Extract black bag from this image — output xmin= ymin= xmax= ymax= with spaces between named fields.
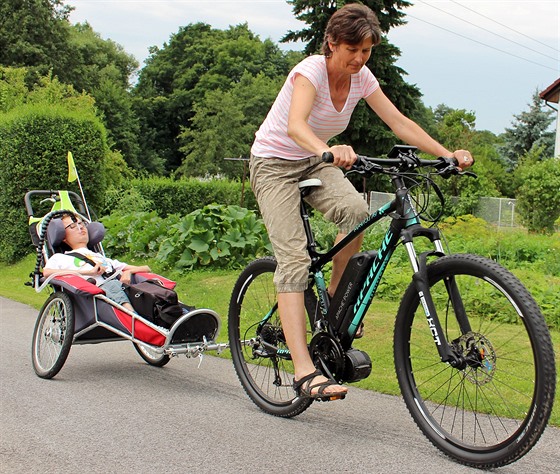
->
xmin=125 ymin=280 xmax=184 ymax=328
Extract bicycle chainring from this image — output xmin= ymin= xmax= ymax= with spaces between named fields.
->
xmin=309 ymin=332 xmax=345 ymax=383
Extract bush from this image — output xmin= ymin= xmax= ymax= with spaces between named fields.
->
xmin=156 ymin=204 xmax=271 ymax=270
xmin=512 ymin=268 xmax=560 ymax=330
xmin=514 ymin=156 xmax=560 ymax=234
xmin=129 ymin=177 xmax=258 ymax=218
xmin=100 ymin=211 xmax=181 ymax=258
xmin=0 ymin=104 xmax=109 ymax=262
xmin=101 ymin=205 xmax=271 ymax=270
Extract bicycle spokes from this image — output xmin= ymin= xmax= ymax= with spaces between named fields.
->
xmin=395 ymin=254 xmax=555 ymax=467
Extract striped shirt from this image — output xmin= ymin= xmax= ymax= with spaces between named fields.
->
xmin=251 ymin=55 xmax=379 ymax=160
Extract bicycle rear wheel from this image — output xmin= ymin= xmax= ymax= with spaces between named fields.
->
xmin=228 ymin=257 xmax=313 ymax=417
xmin=394 ymin=253 xmax=556 ymax=468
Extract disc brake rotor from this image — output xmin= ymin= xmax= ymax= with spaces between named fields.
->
xmin=457 ymin=332 xmax=497 ymax=385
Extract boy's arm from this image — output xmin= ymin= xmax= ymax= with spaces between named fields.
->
xmin=120 ymin=264 xmax=152 ymax=284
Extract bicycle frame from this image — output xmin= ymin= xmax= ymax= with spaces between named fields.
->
xmin=303 ymin=172 xmax=466 ymax=367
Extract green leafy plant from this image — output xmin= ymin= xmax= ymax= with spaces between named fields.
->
xmin=101 ymin=211 xmax=180 ymax=259
xmin=156 ymin=204 xmax=271 ymax=270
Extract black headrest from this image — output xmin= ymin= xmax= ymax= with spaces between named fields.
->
xmin=46 ymin=220 xmax=106 ymax=249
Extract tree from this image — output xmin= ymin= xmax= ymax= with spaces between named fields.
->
xmin=0 ymin=0 xmax=73 ymax=82
xmin=283 ymin=0 xmax=424 ymax=157
xmin=283 ymin=0 xmax=411 ymax=54
xmin=513 ymin=148 xmax=560 ymax=234
xmin=499 ymin=90 xmax=555 ymax=170
xmin=90 ymin=75 xmax=142 ymax=169
xmin=60 ymin=22 xmax=141 ymax=168
xmin=0 ymin=67 xmax=28 ymax=112
xmin=1 ymin=66 xmax=96 ymax=115
xmin=177 ymin=72 xmax=283 ymax=178
xmin=418 ymin=105 xmax=509 ymax=216
xmin=434 ymin=107 xmax=476 ymax=151
xmin=134 ymin=23 xmax=300 ymax=173
xmin=0 ymin=3 xmax=143 ymax=170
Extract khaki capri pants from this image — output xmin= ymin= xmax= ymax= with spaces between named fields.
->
xmin=250 ymin=154 xmax=369 ymax=293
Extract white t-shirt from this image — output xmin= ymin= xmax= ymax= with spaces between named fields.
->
xmin=251 ymin=55 xmax=379 ymax=160
xmin=43 ymin=248 xmax=127 ymax=285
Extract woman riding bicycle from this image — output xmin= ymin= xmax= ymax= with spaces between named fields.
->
xmin=250 ymin=3 xmax=473 ymax=399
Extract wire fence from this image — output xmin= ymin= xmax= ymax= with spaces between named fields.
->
xmin=369 ymin=192 xmax=521 ymax=228
xmin=476 ymin=197 xmax=520 ymax=228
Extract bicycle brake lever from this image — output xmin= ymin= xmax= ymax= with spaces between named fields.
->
xmin=354 ymin=158 xmax=383 ymax=175
xmin=438 ymin=166 xmax=478 ymax=179
xmin=453 ymin=168 xmax=478 ymax=178
xmin=435 ymin=165 xmax=457 ymax=179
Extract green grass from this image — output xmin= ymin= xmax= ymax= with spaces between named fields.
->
xmin=2 ymin=254 xmax=558 ymax=426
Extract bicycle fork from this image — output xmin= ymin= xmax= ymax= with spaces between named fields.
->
xmin=403 ymin=239 xmax=471 ymax=368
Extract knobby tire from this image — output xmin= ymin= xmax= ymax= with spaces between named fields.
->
xmin=394 ymin=253 xmax=555 ymax=468
xmin=228 ymin=257 xmax=313 ymax=417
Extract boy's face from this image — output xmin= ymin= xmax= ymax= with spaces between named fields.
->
xmin=61 ymin=215 xmax=89 ymax=249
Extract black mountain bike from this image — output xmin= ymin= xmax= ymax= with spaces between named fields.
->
xmin=227 ymin=146 xmax=556 ymax=468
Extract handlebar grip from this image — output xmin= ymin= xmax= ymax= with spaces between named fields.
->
xmin=322 ymin=152 xmax=364 ymax=167
xmin=446 ymin=156 xmax=476 ymax=167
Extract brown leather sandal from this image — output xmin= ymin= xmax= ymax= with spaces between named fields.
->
xmin=293 ymin=369 xmax=347 ymax=401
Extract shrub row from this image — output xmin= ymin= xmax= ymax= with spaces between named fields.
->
xmin=0 ymin=104 xmax=108 ymax=262
xmin=102 ymin=208 xmax=558 ymax=328
xmin=106 ymin=176 xmax=258 ymax=217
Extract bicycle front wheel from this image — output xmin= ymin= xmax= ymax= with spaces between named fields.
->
xmin=394 ymin=253 xmax=556 ymax=468
xmin=228 ymin=257 xmax=313 ymax=417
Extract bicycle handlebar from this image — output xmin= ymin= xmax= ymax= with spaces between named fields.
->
xmin=321 ymin=147 xmax=476 ymax=179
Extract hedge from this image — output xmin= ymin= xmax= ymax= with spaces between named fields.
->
xmin=0 ymin=104 xmax=108 ymax=262
xmin=126 ymin=176 xmax=259 ymax=217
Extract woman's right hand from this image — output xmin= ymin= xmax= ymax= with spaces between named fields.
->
xmin=327 ymin=144 xmax=357 ymax=169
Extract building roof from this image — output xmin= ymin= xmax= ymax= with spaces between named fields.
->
xmin=540 ymin=78 xmax=560 ymax=104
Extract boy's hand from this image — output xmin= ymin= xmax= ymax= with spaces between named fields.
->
xmin=81 ymin=263 xmax=106 ymax=276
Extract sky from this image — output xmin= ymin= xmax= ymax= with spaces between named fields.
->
xmin=66 ymin=0 xmax=559 ymax=135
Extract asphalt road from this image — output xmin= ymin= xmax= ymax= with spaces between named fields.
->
xmin=1 ymin=296 xmax=558 ymax=473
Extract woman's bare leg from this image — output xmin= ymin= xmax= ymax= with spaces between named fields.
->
xmin=277 ymin=292 xmax=347 ymax=395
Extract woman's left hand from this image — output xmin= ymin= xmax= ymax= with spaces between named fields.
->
xmin=453 ymin=150 xmax=474 ymax=170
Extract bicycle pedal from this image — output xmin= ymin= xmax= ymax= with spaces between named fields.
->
xmin=317 ymin=393 xmax=346 ymax=402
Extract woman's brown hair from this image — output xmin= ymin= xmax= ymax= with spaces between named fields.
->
xmin=322 ymin=3 xmax=382 ymax=57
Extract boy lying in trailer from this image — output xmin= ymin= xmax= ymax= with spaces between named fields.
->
xmin=42 ymin=212 xmax=151 ymax=313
